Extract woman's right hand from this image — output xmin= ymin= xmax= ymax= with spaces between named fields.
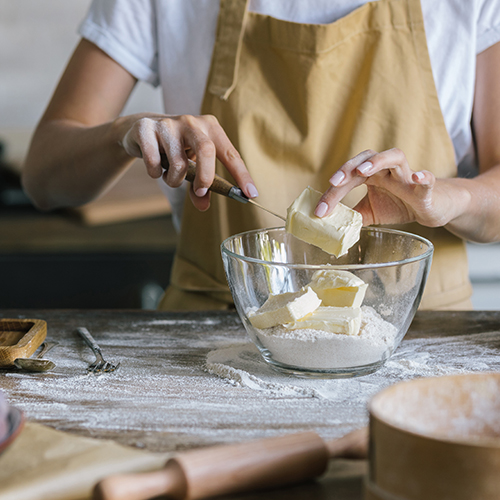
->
xmin=118 ymin=113 xmax=258 ymax=211
xmin=23 ymin=39 xmax=258 ymax=213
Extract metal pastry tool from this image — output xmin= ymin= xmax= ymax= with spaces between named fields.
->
xmin=160 ymin=154 xmax=285 ymax=221
xmin=77 ymin=327 xmax=120 ymax=373
xmin=14 ymin=341 xmax=58 ymax=372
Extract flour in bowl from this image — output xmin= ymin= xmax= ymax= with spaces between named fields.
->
xmin=254 ymin=306 xmax=398 ymax=369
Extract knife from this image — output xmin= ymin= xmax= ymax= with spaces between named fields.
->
xmin=160 ymin=153 xmax=285 ymax=221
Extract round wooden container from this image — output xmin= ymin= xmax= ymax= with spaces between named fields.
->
xmin=365 ymin=373 xmax=500 ymax=500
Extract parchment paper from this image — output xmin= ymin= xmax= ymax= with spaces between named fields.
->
xmin=0 ymin=423 xmax=171 ymax=500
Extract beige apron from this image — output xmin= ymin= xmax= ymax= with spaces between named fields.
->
xmin=159 ymin=0 xmax=472 ymax=311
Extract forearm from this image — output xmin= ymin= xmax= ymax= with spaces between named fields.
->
xmin=443 ymin=165 xmax=500 ymax=243
xmin=22 ymin=115 xmax=134 ymax=210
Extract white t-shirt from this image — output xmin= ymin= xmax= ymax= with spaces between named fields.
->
xmin=79 ymin=0 xmax=500 ymax=226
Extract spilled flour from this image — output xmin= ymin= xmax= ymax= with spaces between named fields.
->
xmin=255 ymin=306 xmax=398 ymax=369
xmin=2 ymin=311 xmax=500 ymax=452
xmin=206 ymin=331 xmax=500 ymax=400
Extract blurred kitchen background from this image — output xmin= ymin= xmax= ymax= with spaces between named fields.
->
xmin=1 ymin=0 xmax=499 ymax=310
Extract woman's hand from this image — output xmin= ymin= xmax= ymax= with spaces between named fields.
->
xmin=314 ymin=148 xmax=466 ymax=228
xmin=22 ymin=39 xmax=257 ymax=212
xmin=315 ymin=42 xmax=500 ymax=245
xmin=119 ymin=113 xmax=258 ymax=211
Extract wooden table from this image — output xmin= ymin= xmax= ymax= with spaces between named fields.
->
xmin=1 ymin=309 xmax=499 ymax=500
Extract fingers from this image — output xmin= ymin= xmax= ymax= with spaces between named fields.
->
xmin=121 ymin=114 xmax=258 ymax=212
xmin=187 ymin=182 xmax=211 ymax=212
xmin=315 ymin=148 xmax=435 ymax=220
xmin=121 ymin=118 xmax=163 ymax=179
xmin=329 ymin=150 xmax=377 ymax=187
xmin=354 ymin=148 xmax=409 ymax=182
xmin=209 ymin=117 xmax=259 ymax=199
xmin=412 ymin=169 xmax=434 ymax=188
xmin=181 ymin=114 xmax=258 ymax=199
xmin=315 ymin=176 xmax=367 ymax=218
xmin=155 ymin=117 xmax=226 ymax=196
xmin=355 ymin=149 xmax=435 ymax=193
xmin=314 ymin=150 xmax=377 ymax=217
xmin=157 ymin=120 xmax=190 ymax=187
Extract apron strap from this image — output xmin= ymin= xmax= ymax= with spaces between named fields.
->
xmin=208 ymin=0 xmax=249 ymax=100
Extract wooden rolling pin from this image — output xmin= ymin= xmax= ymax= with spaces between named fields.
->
xmin=93 ymin=427 xmax=368 ymax=500
xmin=160 ymin=153 xmax=285 ymax=221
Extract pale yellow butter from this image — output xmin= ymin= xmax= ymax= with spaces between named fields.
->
xmin=284 ymin=306 xmax=362 ymax=336
xmin=249 ymin=286 xmax=321 ymax=329
xmin=285 ymin=186 xmax=362 ymax=257
xmin=309 ymin=269 xmax=368 ymax=308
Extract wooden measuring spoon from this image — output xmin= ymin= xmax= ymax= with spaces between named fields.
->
xmin=14 ymin=341 xmax=58 ymax=372
xmin=93 ymin=427 xmax=368 ymax=500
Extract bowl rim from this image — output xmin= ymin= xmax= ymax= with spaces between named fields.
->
xmin=368 ymin=373 xmax=500 ymax=448
xmin=221 ymin=226 xmax=434 ymax=270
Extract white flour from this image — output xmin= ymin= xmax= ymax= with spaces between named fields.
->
xmin=206 ymin=331 xmax=500 ymax=401
xmin=1 ymin=313 xmax=500 ymax=453
xmin=254 ymin=306 xmax=398 ymax=369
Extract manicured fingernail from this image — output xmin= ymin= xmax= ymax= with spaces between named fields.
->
xmin=329 ymin=170 xmax=345 ymax=187
xmin=195 ymin=187 xmax=208 ymax=197
xmin=414 ymin=171 xmax=425 ymax=181
xmin=246 ymin=183 xmax=259 ymax=198
xmin=315 ymin=202 xmax=328 ymax=218
xmin=357 ymin=161 xmax=373 ymax=175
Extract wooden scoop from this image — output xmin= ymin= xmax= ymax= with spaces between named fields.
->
xmin=93 ymin=427 xmax=368 ymax=500
xmin=160 ymin=154 xmax=285 ymax=221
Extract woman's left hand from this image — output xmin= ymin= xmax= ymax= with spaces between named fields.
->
xmin=315 ymin=148 xmax=462 ymax=228
xmin=316 ymin=41 xmax=500 ymax=244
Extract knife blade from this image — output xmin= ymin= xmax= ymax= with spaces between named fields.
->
xmin=160 ymin=154 xmax=285 ymax=221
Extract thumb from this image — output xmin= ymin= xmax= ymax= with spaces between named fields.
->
xmin=352 ymin=195 xmax=374 ymax=226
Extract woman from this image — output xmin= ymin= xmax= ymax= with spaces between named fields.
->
xmin=22 ymin=0 xmax=500 ymax=310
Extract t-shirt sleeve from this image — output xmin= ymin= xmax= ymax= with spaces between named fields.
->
xmin=476 ymin=0 xmax=500 ymax=54
xmin=78 ymin=0 xmax=159 ymax=86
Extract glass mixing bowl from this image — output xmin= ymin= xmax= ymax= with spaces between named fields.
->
xmin=221 ymin=227 xmax=433 ymax=378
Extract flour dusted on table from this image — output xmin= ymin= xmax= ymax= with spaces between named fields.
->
xmin=206 ymin=331 xmax=500 ymax=402
xmin=254 ymin=306 xmax=398 ymax=369
xmin=3 ymin=311 xmax=500 ymax=456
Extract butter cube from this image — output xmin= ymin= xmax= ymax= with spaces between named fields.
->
xmin=309 ymin=269 xmax=368 ymax=308
xmin=286 ymin=186 xmax=362 ymax=257
xmin=249 ymin=286 xmax=321 ymax=329
xmin=285 ymin=306 xmax=362 ymax=336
